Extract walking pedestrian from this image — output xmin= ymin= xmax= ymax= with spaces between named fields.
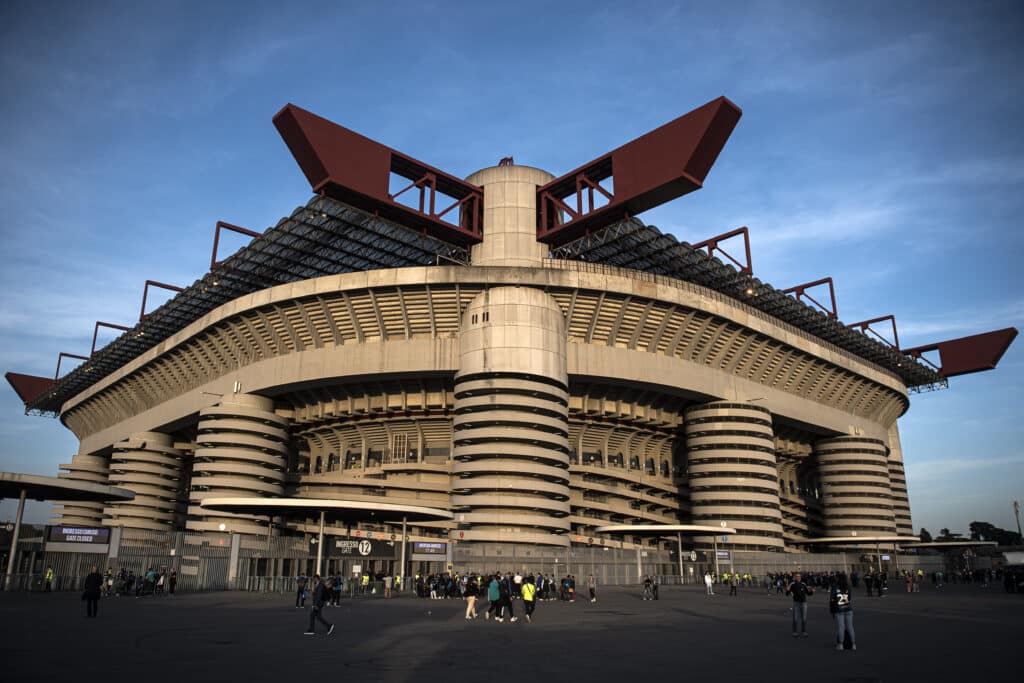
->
xmin=786 ymin=572 xmax=814 ymax=638
xmin=729 ymin=573 xmax=738 ymax=596
xmin=304 ymin=576 xmax=336 ymax=636
xmin=296 ymin=574 xmax=308 ymax=608
xmin=704 ymin=571 xmax=715 ymax=596
xmin=587 ymin=574 xmax=597 ymax=602
xmin=485 ymin=574 xmax=501 ymax=621
xmin=44 ymin=565 xmax=54 ymax=592
xmin=497 ymin=578 xmax=517 ymax=622
xmin=463 ymin=578 xmax=479 ymax=620
xmin=829 ymin=574 xmax=856 ymax=651
xmin=168 ymin=569 xmax=177 ymax=595
xmin=522 ymin=574 xmax=537 ymax=622
xmin=82 ymin=565 xmax=103 ymax=618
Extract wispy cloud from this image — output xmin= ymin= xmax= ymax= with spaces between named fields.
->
xmin=897 ymin=299 xmax=1024 ymax=344
xmin=907 ymin=452 xmax=1024 ymax=483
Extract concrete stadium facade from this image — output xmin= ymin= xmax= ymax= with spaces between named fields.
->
xmin=48 ymin=163 xmax=919 ymax=559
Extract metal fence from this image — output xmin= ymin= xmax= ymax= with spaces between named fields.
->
xmin=4 ymin=528 xmax=960 ymax=593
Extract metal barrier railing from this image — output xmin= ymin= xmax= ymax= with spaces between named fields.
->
xmin=243 ymin=576 xmax=409 ymax=598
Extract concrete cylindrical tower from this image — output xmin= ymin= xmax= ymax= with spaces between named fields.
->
xmin=465 ymin=165 xmax=554 ymax=267
xmin=54 ymin=451 xmax=110 ymax=526
xmin=684 ymin=401 xmax=784 ymax=550
xmin=886 ymin=424 xmax=913 ymax=536
xmin=815 ymin=435 xmax=896 ymax=537
xmin=105 ymin=432 xmax=186 ymax=532
xmin=188 ymin=394 xmax=288 ymax=535
xmin=451 ymin=286 xmax=571 ymax=547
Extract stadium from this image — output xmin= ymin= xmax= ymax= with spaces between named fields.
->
xmin=5 ymin=97 xmax=1017 ymax=581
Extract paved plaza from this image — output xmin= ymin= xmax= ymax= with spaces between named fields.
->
xmin=1 ymin=583 xmax=1019 ymax=682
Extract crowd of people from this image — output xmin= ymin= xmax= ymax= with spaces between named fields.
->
xmin=72 ymin=565 xmax=177 ymax=618
xmin=98 ymin=566 xmax=177 ymax=598
xmin=294 ymin=570 xmax=599 ymax=633
xmin=417 ymin=571 xmax=599 ymax=623
xmin=293 ymin=565 xmax=869 ymax=649
xmin=411 ymin=572 xmax=589 ymax=603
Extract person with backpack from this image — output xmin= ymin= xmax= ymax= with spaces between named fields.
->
xmin=829 ymin=573 xmax=856 ymax=651
xmin=485 ymin=574 xmax=501 ymax=620
xmin=495 ymin=575 xmax=517 ymax=622
xmin=303 ymin=575 xmax=335 ymax=636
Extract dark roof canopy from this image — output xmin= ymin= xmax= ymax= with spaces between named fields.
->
xmin=0 ymin=472 xmax=135 ymax=503
xmin=13 ymin=196 xmax=945 ymax=416
xmin=19 ymin=196 xmax=468 ymax=415
xmin=200 ymin=497 xmax=453 ymax=523
xmin=552 ymin=218 xmax=945 ymax=388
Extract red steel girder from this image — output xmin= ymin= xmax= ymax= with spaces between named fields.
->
xmin=273 ymin=104 xmax=483 ymax=248
xmin=55 ymin=352 xmax=89 ymax=380
xmin=783 ymin=277 xmax=838 ymax=319
xmin=211 ymin=221 xmax=262 ymax=270
xmin=692 ymin=226 xmax=753 ymax=276
xmin=91 ymin=321 xmax=131 ymax=356
xmin=4 ymin=372 xmax=56 ymax=405
xmin=537 ymin=96 xmax=742 ymax=247
xmin=902 ymin=328 xmax=1018 ymax=378
xmin=139 ymin=280 xmax=185 ymax=322
xmin=848 ymin=315 xmax=899 ymax=350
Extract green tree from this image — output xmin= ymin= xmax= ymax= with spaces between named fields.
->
xmin=969 ymin=521 xmax=995 ymax=541
xmin=919 ymin=528 xmax=933 ymax=543
xmin=969 ymin=521 xmax=1022 ymax=546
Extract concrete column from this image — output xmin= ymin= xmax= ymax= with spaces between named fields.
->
xmin=106 ymin=432 xmax=186 ymax=532
xmin=4 ymin=488 xmax=26 ymax=590
xmin=684 ymin=401 xmax=784 ymax=550
xmin=399 ymin=516 xmax=407 ymax=589
xmin=466 ymin=165 xmax=554 ymax=267
xmin=188 ymin=394 xmax=288 ymax=535
xmin=316 ymin=510 xmax=325 ymax=577
xmin=107 ymin=527 xmax=122 ymax=561
xmin=887 ymin=423 xmax=913 ymax=536
xmin=228 ymin=533 xmax=241 ymax=589
xmin=677 ymin=532 xmax=684 ymax=579
xmin=815 ymin=435 xmax=896 ymax=537
xmin=53 ymin=452 xmax=109 ymax=526
xmin=450 ymin=287 xmax=571 ymax=547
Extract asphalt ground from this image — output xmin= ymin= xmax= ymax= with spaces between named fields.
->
xmin=1 ymin=582 xmax=1019 ymax=682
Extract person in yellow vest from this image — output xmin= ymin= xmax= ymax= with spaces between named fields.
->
xmin=915 ymin=569 xmax=923 ymax=593
xmin=522 ymin=575 xmax=538 ymax=622
xmin=394 ymin=574 xmax=402 ymax=592
xmin=361 ymin=573 xmax=370 ymax=594
xmin=44 ymin=566 xmax=54 ymax=592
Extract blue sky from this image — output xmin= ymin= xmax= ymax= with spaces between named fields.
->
xmin=1 ymin=1 xmax=1021 ymax=536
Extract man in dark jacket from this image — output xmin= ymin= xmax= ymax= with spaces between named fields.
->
xmin=82 ymin=566 xmax=103 ymax=618
xmin=295 ymin=574 xmax=307 ymax=608
xmin=786 ymin=572 xmax=814 ymax=637
xmin=304 ymin=575 xmax=335 ymax=636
